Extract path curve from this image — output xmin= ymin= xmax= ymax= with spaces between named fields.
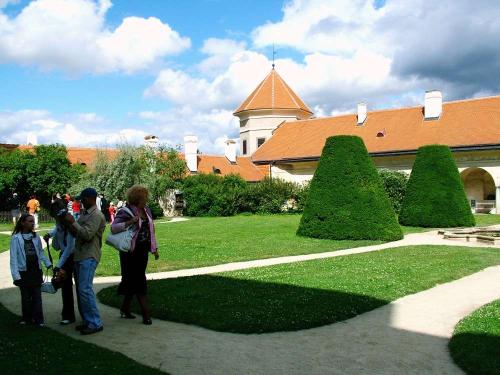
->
xmin=1 ymin=230 xmax=499 ymax=374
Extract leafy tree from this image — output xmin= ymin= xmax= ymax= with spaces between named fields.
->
xmin=0 ymin=145 xmax=82 ymax=209
xmin=399 ymin=145 xmax=475 ymax=227
xmin=297 ymin=135 xmax=403 ymax=241
xmin=70 ymin=144 xmax=186 ymax=206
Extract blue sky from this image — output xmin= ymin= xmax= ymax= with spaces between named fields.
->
xmin=0 ymin=0 xmax=499 ymax=152
xmin=0 ymin=1 xmax=283 ymax=116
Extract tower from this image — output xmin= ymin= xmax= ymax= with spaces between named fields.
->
xmin=233 ymin=69 xmax=313 ymax=156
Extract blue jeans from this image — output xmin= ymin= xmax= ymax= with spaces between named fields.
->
xmin=75 ymin=258 xmax=102 ymax=329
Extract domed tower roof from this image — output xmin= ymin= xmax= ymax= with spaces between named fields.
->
xmin=234 ymin=69 xmax=313 ymax=118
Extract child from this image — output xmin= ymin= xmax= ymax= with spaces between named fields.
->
xmin=10 ymin=214 xmax=52 ymax=326
xmin=109 ymin=202 xmax=116 ymax=223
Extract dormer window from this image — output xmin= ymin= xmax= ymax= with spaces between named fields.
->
xmin=376 ymin=131 xmax=385 ymax=138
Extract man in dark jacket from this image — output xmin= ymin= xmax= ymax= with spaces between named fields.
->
xmin=8 ymin=193 xmax=21 ymax=226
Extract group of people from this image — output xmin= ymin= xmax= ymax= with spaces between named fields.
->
xmin=8 ymin=193 xmax=41 ymax=228
xmin=9 ymin=185 xmax=159 ymax=335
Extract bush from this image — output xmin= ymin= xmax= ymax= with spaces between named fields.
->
xmin=147 ymin=199 xmax=164 ymax=219
xmin=297 ymin=135 xmax=403 ymax=241
xmin=243 ymin=177 xmax=306 ymax=214
xmin=182 ymin=173 xmax=248 ymax=216
xmin=399 ymin=145 xmax=475 ymax=227
xmin=378 ymin=169 xmax=409 ymax=214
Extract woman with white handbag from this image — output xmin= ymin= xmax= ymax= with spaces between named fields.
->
xmin=110 ymin=185 xmax=159 ymax=325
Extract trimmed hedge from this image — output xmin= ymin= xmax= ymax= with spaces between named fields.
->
xmin=297 ymin=136 xmax=403 ymax=241
xmin=399 ymin=145 xmax=475 ymax=227
xmin=182 ymin=173 xmax=247 ymax=216
xmin=378 ymin=169 xmax=409 ymax=214
xmin=243 ymin=177 xmax=308 ymax=214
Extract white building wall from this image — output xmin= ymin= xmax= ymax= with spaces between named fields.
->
xmin=270 ymin=151 xmax=500 ymax=214
xmin=239 ymin=115 xmax=298 ymax=155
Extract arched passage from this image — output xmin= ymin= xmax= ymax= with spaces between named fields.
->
xmin=460 ymin=167 xmax=496 ymax=213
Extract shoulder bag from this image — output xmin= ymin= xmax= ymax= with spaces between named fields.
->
xmin=105 ymin=206 xmax=135 ymax=252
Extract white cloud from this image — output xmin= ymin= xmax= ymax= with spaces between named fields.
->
xmin=139 ymin=108 xmax=239 ymax=154
xmin=252 ymin=0 xmax=500 ymax=96
xmin=0 ymin=109 xmax=148 ymax=146
xmin=145 ymin=50 xmax=270 ymax=110
xmin=0 ymin=0 xmax=190 ymax=74
xmin=198 ymin=38 xmax=247 ymax=76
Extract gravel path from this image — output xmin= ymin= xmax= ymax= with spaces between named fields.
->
xmin=0 ymin=230 xmax=499 ymax=374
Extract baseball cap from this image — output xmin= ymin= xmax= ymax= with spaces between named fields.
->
xmin=79 ymin=188 xmax=98 ymax=198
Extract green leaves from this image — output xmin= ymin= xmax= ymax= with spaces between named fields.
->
xmin=0 ymin=145 xmax=80 ymax=209
xmin=70 ymin=144 xmax=186 ymax=203
xmin=399 ymin=145 xmax=475 ymax=227
xmin=298 ymin=136 xmax=403 ymax=241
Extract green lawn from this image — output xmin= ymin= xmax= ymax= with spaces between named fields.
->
xmin=0 ymin=235 xmax=10 ymax=254
xmin=0 ymin=303 xmax=165 ymax=375
xmin=474 ymin=214 xmax=500 ymax=227
xmin=98 ymin=245 xmax=500 ymax=333
xmin=98 ymin=215 xmax=382 ymax=276
xmin=449 ymin=299 xmax=500 ymax=375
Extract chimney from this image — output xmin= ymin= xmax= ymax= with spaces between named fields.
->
xmin=224 ymin=139 xmax=237 ymax=164
xmin=424 ymin=90 xmax=442 ymax=120
xmin=184 ymin=135 xmax=198 ymax=172
xmin=144 ymin=134 xmax=159 ymax=148
xmin=357 ymin=102 xmax=367 ymax=125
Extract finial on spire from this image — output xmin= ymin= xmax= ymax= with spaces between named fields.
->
xmin=272 ymin=43 xmax=276 ymax=69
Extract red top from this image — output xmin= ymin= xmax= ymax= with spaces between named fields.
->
xmin=72 ymin=201 xmax=81 ymax=213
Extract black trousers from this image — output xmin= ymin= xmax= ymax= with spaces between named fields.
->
xmin=60 ymin=254 xmax=82 ymax=321
xmin=20 ymin=285 xmax=43 ymax=324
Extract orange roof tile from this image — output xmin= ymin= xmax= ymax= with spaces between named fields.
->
xmin=234 ymin=69 xmax=313 ymax=116
xmin=196 ymin=154 xmax=265 ymax=182
xmin=252 ymin=95 xmax=500 ymax=162
xmin=16 ymin=145 xmax=119 ymax=166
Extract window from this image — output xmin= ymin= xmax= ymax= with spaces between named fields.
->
xmin=257 ymin=137 xmax=266 ymax=148
xmin=242 ymin=140 xmax=247 ymax=155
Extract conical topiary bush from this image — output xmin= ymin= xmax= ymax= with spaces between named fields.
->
xmin=399 ymin=145 xmax=475 ymax=228
xmin=297 ymin=135 xmax=403 ymax=241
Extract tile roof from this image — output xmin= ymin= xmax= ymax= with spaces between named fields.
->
xmin=252 ymin=95 xmax=500 ymax=162
xmin=2 ymin=144 xmax=265 ymax=182
xmin=234 ymin=69 xmax=313 ymax=116
xmin=196 ymin=154 xmax=266 ymax=182
xmin=16 ymin=145 xmax=120 ymax=165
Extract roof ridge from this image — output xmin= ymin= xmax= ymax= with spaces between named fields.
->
xmin=243 ymin=71 xmax=271 ymax=111
xmin=288 ymin=94 xmax=500 ymax=124
xmin=271 ymin=70 xmax=275 ymax=108
xmin=277 ymin=72 xmax=301 ymax=110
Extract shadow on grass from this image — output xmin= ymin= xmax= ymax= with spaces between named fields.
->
xmin=98 ymin=275 xmax=388 ymax=333
xmin=449 ymin=333 xmax=500 ymax=375
xmin=0 ymin=301 xmax=166 ymax=375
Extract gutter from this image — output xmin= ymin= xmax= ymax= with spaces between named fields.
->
xmin=252 ymin=143 xmax=500 ymax=165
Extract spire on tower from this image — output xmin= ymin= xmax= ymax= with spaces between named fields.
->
xmin=272 ymin=43 xmax=276 ymax=69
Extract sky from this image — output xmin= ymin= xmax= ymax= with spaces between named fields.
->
xmin=0 ymin=0 xmax=499 ymax=153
